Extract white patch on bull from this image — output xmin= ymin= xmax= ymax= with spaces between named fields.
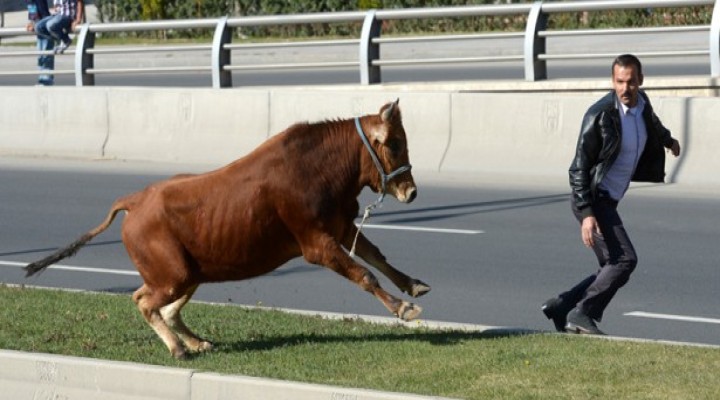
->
xmin=369 ymin=125 xmax=387 ymax=144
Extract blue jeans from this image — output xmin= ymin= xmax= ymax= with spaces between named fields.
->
xmin=36 ymin=33 xmax=55 ymax=85
xmin=35 ymin=14 xmax=72 ymax=45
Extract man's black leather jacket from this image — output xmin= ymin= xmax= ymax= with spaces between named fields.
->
xmin=569 ymin=90 xmax=675 ymax=218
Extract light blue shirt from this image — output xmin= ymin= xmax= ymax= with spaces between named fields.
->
xmin=599 ymin=95 xmax=648 ymax=201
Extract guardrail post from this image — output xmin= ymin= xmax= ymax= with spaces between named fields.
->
xmin=524 ymin=1 xmax=547 ymax=81
xmin=74 ymin=23 xmax=95 ymax=86
xmin=212 ymin=16 xmax=232 ymax=88
xmin=360 ymin=9 xmax=381 ymax=85
xmin=711 ymin=0 xmax=720 ymax=77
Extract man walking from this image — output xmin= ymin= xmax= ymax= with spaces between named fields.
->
xmin=542 ymin=54 xmax=681 ymax=335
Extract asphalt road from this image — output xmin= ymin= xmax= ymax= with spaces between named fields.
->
xmin=1 ymin=157 xmax=718 ymax=346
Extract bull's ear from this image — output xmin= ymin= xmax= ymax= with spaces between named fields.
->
xmin=380 ymin=98 xmax=400 ymax=123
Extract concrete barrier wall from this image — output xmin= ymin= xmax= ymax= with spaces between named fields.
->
xmin=0 ymin=86 xmax=718 ymax=186
xmin=0 ymin=88 xmax=108 ymax=159
xmin=442 ymin=93 xmax=691 ymax=184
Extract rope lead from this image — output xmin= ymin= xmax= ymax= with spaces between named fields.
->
xmin=349 ymin=203 xmax=376 ymax=258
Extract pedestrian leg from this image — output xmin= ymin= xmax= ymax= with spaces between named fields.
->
xmin=37 ymin=35 xmax=55 ymax=85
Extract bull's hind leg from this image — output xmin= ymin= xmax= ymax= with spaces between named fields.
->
xmin=344 ymin=230 xmax=430 ymax=298
xmin=160 ymin=284 xmax=213 ymax=353
xmin=132 ymin=284 xmax=186 ymax=359
xmin=304 ymin=235 xmax=422 ymax=321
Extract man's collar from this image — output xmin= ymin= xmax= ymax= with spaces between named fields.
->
xmin=618 ymin=94 xmax=646 ymax=116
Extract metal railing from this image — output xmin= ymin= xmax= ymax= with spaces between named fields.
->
xmin=0 ymin=0 xmax=718 ymax=88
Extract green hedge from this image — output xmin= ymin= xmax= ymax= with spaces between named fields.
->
xmin=92 ymin=0 xmax=713 ymax=39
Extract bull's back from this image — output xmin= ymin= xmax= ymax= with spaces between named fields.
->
xmin=121 ymin=165 xmax=301 ymax=282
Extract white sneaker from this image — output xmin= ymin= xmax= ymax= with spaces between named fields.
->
xmin=54 ymin=41 xmax=70 ymax=54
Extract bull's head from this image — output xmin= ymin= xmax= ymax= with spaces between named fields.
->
xmin=358 ymin=99 xmax=417 ymax=204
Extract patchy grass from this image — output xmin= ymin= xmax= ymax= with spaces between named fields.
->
xmin=1 ymin=285 xmax=718 ymax=399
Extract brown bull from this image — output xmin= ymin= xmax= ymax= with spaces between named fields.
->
xmin=25 ymin=99 xmax=430 ymax=359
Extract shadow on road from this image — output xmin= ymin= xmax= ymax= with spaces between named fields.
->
xmin=371 ymin=193 xmax=570 ymax=224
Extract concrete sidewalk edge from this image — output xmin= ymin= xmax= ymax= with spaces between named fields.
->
xmin=0 ymin=348 xmax=456 ymax=400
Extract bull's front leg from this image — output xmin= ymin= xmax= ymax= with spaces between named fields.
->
xmin=344 ymin=229 xmax=430 ymax=298
xmin=303 ymin=233 xmax=422 ymax=321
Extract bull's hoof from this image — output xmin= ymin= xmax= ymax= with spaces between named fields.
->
xmin=171 ymin=348 xmax=187 ymax=360
xmin=409 ymin=279 xmax=431 ymax=298
xmin=186 ymin=339 xmax=213 ymax=353
xmin=197 ymin=341 xmax=214 ymax=353
xmin=397 ymin=302 xmax=422 ymax=321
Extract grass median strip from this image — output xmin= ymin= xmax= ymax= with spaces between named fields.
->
xmin=1 ymin=284 xmax=718 ymax=399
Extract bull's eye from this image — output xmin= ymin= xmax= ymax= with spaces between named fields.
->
xmin=385 ymin=139 xmax=402 ymax=156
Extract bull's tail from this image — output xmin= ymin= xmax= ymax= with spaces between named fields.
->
xmin=24 ymin=199 xmax=129 ymax=277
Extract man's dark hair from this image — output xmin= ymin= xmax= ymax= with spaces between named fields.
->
xmin=612 ymin=54 xmax=643 ymax=75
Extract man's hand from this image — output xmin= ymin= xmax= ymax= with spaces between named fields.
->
xmin=669 ymin=138 xmax=681 ymax=157
xmin=581 ymin=216 xmax=601 ymax=248
xmin=26 ymin=22 xmax=35 ymax=32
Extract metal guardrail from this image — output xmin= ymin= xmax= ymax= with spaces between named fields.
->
xmin=0 ymin=0 xmax=718 ymax=88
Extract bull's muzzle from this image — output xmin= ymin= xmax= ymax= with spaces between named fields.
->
xmin=404 ymin=186 xmax=417 ymax=203
xmin=393 ymin=183 xmax=417 ymax=203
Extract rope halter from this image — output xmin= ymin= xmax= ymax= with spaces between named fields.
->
xmin=350 ymin=117 xmax=412 ymax=257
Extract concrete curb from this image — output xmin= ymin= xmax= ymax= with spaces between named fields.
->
xmin=0 ymin=349 xmax=456 ymax=400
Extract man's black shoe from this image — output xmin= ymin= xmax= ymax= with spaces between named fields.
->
xmin=565 ymin=308 xmax=606 ymax=335
xmin=541 ymin=297 xmax=569 ymax=332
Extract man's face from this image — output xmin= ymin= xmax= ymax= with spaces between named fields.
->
xmin=612 ymin=64 xmax=643 ymax=108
